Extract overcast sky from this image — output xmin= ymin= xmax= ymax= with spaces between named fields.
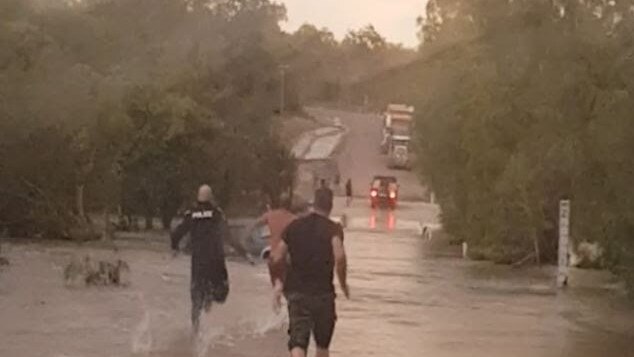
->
xmin=279 ymin=0 xmax=428 ymax=48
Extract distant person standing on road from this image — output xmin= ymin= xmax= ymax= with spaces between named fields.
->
xmin=345 ymin=179 xmax=353 ymax=207
xmin=315 ymin=179 xmax=333 ymax=207
xmin=170 ymin=185 xmax=230 ymax=333
xmin=272 ymin=188 xmax=349 ymax=357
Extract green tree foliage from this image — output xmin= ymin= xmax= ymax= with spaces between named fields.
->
xmin=282 ymin=24 xmax=340 ymax=104
xmin=343 ymin=24 xmax=387 ymax=51
xmin=0 ymin=0 xmax=296 ymax=237
xmin=281 ymin=23 xmax=417 ymax=106
xmin=413 ymin=0 xmax=634 ymax=290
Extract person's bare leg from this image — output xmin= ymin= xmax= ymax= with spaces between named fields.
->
xmin=272 ymin=279 xmax=283 ymax=313
xmin=290 ymin=347 xmax=306 ymax=357
xmin=315 ymin=348 xmax=329 ymax=357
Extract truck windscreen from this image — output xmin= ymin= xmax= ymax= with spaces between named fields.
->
xmin=391 ymin=121 xmax=411 ymax=135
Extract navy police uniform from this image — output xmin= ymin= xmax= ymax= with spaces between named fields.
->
xmin=171 ymin=201 xmax=229 ymax=330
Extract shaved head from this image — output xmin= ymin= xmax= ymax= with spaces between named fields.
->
xmin=197 ymin=184 xmax=213 ymax=203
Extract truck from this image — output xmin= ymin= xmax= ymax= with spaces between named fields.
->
xmin=381 ymin=104 xmax=414 ymax=169
xmin=380 ymin=104 xmax=414 ymax=154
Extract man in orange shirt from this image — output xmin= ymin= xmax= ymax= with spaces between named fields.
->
xmin=250 ymin=194 xmax=296 ymax=308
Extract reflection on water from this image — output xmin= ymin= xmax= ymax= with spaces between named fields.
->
xmin=367 ymin=210 xmax=408 ymax=232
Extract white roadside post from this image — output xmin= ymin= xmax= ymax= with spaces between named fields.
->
xmin=557 ymin=199 xmax=571 ymax=288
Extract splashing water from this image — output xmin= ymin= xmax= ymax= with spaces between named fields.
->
xmin=253 ymin=308 xmax=287 ymax=336
xmin=192 ymin=301 xmax=287 ymax=357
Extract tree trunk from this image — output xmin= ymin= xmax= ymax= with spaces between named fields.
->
xmin=161 ymin=214 xmax=172 ymax=231
xmin=159 ymin=199 xmax=178 ymax=231
xmin=76 ymin=184 xmax=86 ymax=221
xmin=130 ymin=216 xmax=139 ymax=231
xmin=532 ymin=229 xmax=541 ymax=266
xmin=145 ymin=215 xmax=154 ymax=230
xmin=77 ymin=148 xmax=97 ymax=223
xmin=102 ymin=207 xmax=112 ymax=241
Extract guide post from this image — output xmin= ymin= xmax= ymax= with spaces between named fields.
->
xmin=557 ymin=199 xmax=571 ymax=288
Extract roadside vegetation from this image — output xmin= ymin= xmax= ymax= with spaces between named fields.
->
xmin=403 ymin=0 xmax=634 ymax=292
xmin=0 ymin=0 xmax=412 ymax=240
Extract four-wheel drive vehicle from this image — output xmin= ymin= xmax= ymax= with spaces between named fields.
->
xmin=370 ymin=175 xmax=399 ymax=209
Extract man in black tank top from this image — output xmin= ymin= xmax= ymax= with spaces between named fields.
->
xmin=272 ymin=189 xmax=349 ymax=357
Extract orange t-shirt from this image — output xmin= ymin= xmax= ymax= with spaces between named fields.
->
xmin=262 ymin=209 xmax=296 ymax=285
xmin=262 ymin=209 xmax=297 ymax=249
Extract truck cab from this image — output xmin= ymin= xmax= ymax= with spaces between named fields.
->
xmin=388 ymin=135 xmax=411 ymax=170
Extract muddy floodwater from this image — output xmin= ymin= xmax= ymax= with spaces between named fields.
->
xmin=1 ymin=200 xmax=633 ymax=357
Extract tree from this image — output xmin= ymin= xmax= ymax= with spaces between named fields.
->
xmin=406 ymin=0 xmax=634 ymax=292
xmin=343 ymin=25 xmax=387 ymax=51
xmin=0 ymin=0 xmax=296 ymax=238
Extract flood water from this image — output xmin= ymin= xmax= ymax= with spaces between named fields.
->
xmin=1 ymin=200 xmax=633 ymax=357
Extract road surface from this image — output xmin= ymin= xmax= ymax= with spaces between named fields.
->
xmin=306 ymin=107 xmax=428 ymax=201
xmin=1 ymin=108 xmax=633 ymax=357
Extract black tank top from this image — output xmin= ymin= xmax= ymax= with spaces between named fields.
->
xmin=282 ymin=213 xmax=344 ymax=295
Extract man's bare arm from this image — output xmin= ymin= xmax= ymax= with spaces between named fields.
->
xmin=332 ymin=235 xmax=349 ymax=298
xmin=271 ymin=240 xmax=288 ymax=267
xmin=171 ymin=212 xmax=192 ymax=252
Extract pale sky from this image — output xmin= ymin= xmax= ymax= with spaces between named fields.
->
xmin=279 ymin=0 xmax=428 ymax=48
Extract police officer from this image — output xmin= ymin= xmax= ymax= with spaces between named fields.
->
xmin=171 ymin=184 xmax=230 ymax=332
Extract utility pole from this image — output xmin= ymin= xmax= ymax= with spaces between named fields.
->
xmin=279 ymin=64 xmax=289 ymax=116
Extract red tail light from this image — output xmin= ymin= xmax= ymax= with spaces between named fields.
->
xmin=389 ymin=191 xmax=397 ymax=199
xmin=370 ymin=190 xmax=378 ymax=198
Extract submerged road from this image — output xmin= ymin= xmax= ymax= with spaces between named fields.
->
xmin=0 ymin=108 xmax=633 ymax=357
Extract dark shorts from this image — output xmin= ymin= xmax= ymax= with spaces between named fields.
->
xmin=286 ymin=293 xmax=336 ymax=351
